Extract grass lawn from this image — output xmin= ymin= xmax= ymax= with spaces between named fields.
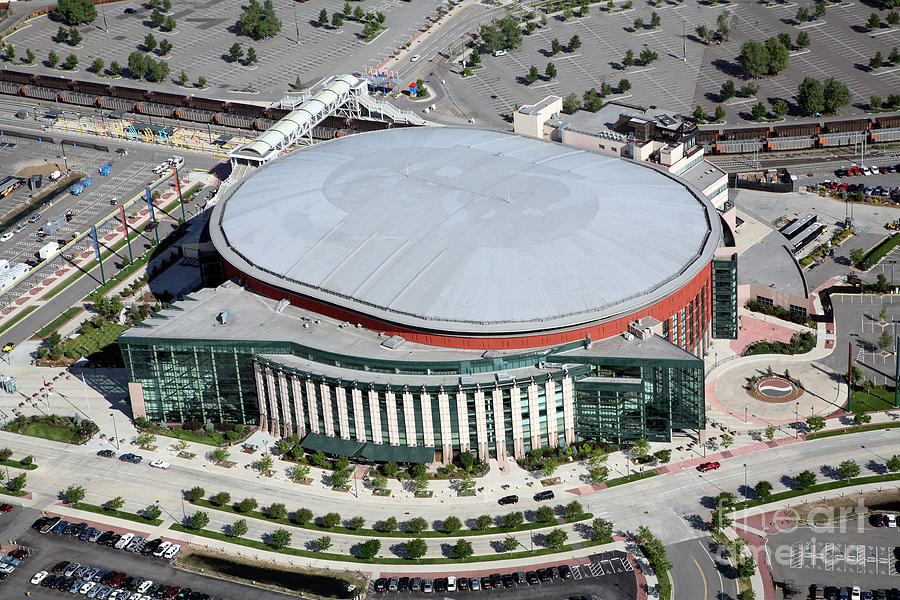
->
xmin=154 ymin=428 xmax=229 ymax=446
xmin=0 ymin=306 xmax=38 ymax=336
xmin=35 ymin=307 xmax=84 ymax=339
xmin=849 ymin=387 xmax=899 ymax=412
xmin=64 ymin=321 xmax=128 ymax=367
xmin=71 ymin=502 xmax=163 ymax=526
xmin=806 ymin=421 xmax=900 ymax=440
xmin=23 ymin=422 xmax=80 ymax=443
xmin=0 ymin=458 xmax=38 ymax=471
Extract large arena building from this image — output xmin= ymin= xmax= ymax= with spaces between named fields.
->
xmin=120 ymin=127 xmax=738 ymax=463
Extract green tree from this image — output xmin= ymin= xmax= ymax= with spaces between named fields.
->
xmin=413 ymin=473 xmax=429 ymax=492
xmin=582 ymin=87 xmax=602 ymax=111
xmin=319 ymin=8 xmax=329 ymax=27
xmin=287 ymin=507 xmax=311 ymax=525
xmin=536 ymin=505 xmax=556 ymax=524
xmin=343 ymin=1 xmax=351 ymax=16
xmin=379 ymin=516 xmax=398 ymax=533
xmin=358 ymin=539 xmax=380 ymax=559
xmin=405 ymin=538 xmax=428 ymax=560
xmin=213 ymin=491 xmax=231 ymax=506
xmin=600 ymin=81 xmax=612 ymax=96
xmin=188 ymin=486 xmax=206 ymax=502
xmin=569 ymin=34 xmax=581 ymax=51
xmin=48 ymin=50 xmax=60 ymax=68
xmin=697 ymin=24 xmax=713 ymax=45
xmin=709 ymin=508 xmax=732 ymax=531
xmin=212 ymin=447 xmax=230 ymax=462
xmin=716 ymin=491 xmax=737 ymax=509
xmin=839 ymin=459 xmax=860 ymax=479
xmin=854 ymin=409 xmax=872 ymax=425
xmin=237 ymin=497 xmax=258 ymax=513
xmin=633 ymin=17 xmax=644 ymax=30
xmin=870 ymin=51 xmax=884 ymax=70
xmin=106 ymin=495 xmax=125 ymax=511
xmin=353 ymin=5 xmax=365 ymax=20
xmin=230 ymin=518 xmax=248 ymax=537
xmin=91 ymin=57 xmax=104 ymax=73
xmin=475 ymin=515 xmax=493 ymax=531
xmin=443 ymin=516 xmax=462 ymax=533
xmin=796 ymin=7 xmax=809 ymax=23
xmin=871 ymin=93 xmax=884 ymax=108
xmin=592 ymin=517 xmax=613 ymax=541
xmin=797 ymin=77 xmax=825 ymax=115
xmin=720 ymin=80 xmax=736 ymax=101
xmin=332 ymin=13 xmax=343 ymax=27
xmin=322 ymin=512 xmax=341 ymax=528
xmin=867 ymin=13 xmax=881 ymax=30
xmin=453 ymin=538 xmax=473 ymax=559
xmin=151 ymin=9 xmax=165 ymax=28
xmin=754 ymin=480 xmax=773 ymax=499
xmin=764 ymin=37 xmax=789 ymax=75
xmin=751 ymin=101 xmax=768 ymax=119
xmin=772 ymin=99 xmax=789 ymax=117
xmin=56 ymin=0 xmax=97 ymax=26
xmin=503 ymin=511 xmax=524 ymax=529
xmin=144 ymin=33 xmax=157 ymax=52
xmin=650 ymin=12 xmax=661 ymax=28
xmin=622 ymin=49 xmax=634 ymax=68
xmin=716 ymin=10 xmax=735 ymax=41
xmin=562 ymin=93 xmax=581 ymax=114
xmin=470 ymin=48 xmax=480 ymax=65
xmin=315 ymin=535 xmax=331 ymax=551
xmin=143 ymin=504 xmax=162 ymax=521
xmin=69 ymin=28 xmax=82 ymax=46
xmin=814 ymin=1 xmax=826 ymax=19
xmin=526 ymin=65 xmax=539 ymax=84
xmin=796 ymin=31 xmax=810 ymax=48
xmin=714 ymin=105 xmax=726 ymax=121
xmin=544 ymin=62 xmax=557 ymax=79
xmin=196 ymin=75 xmax=207 ymax=88
xmin=632 ymin=438 xmax=650 ymax=459
xmin=7 ymin=473 xmax=26 ymax=493
xmin=370 ymin=470 xmax=387 ymax=492
xmin=503 ymin=536 xmax=519 ymax=551
xmin=164 ymin=16 xmax=176 ymax=31
xmin=795 ymin=470 xmax=817 ymax=490
xmin=565 ymin=500 xmax=584 ymax=519
xmin=269 ymin=528 xmax=291 ymax=549
xmin=806 ymin=415 xmax=826 ymax=431
xmin=57 ymin=26 xmax=70 ymax=43
xmin=25 ymin=48 xmax=35 ymax=64
xmin=266 ymin=502 xmax=287 ymax=520
xmin=382 ymin=461 xmax=399 ymax=477
xmin=159 ymin=39 xmax=172 ymax=56
xmin=885 ymin=455 xmax=900 ymax=472
xmin=189 ymin=511 xmax=209 ymax=530
xmin=822 ymin=77 xmax=850 ymax=113
xmin=229 ymin=43 xmax=243 ymax=63
xmin=618 ymin=78 xmax=631 ymax=92
xmin=178 ymin=69 xmax=188 ymax=85
xmin=551 ymin=38 xmax=562 ymax=55
xmin=739 ymin=40 xmax=769 ymax=78
xmin=348 ymin=515 xmax=365 ymax=530
xmin=693 ymin=105 xmax=708 ymax=121
xmin=889 ymin=12 xmax=900 ymax=27
xmin=408 ymin=516 xmax=427 ymax=533
xmin=639 ymin=47 xmax=658 ymax=65
xmin=546 ymin=528 xmax=568 ymax=549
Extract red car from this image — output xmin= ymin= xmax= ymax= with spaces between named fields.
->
xmin=838 ymin=183 xmax=849 ymax=192
xmin=165 ymin=586 xmax=181 ymax=599
xmin=109 ymin=572 xmax=127 ymax=587
xmin=0 ymin=503 xmax=13 ymax=512
xmin=7 ymin=548 xmax=27 ymax=559
xmin=697 ymin=461 xmax=721 ymax=472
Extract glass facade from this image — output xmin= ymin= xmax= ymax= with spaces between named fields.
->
xmin=712 ymin=255 xmax=738 ymax=340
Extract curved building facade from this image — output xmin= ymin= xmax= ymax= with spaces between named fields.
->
xmin=120 ymin=127 xmax=736 ymax=462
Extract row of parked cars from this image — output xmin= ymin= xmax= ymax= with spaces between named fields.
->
xmin=835 ymin=164 xmax=899 ymax=178
xmin=821 ymin=180 xmax=899 ymax=201
xmin=30 ymin=560 xmax=209 ymax=600
xmin=32 ymin=516 xmax=181 ymax=559
xmin=812 ymin=585 xmax=900 ymax=599
xmin=0 ymin=545 xmax=31 ymax=581
xmin=373 ymin=565 xmax=574 ymax=593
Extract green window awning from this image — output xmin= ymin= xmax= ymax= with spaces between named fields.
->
xmin=299 ymin=432 xmax=434 ymax=464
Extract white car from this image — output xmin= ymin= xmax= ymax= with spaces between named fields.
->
xmin=137 ymin=581 xmax=153 ymax=594
xmin=410 ymin=54 xmax=420 ymax=62
xmin=152 ymin=541 xmax=171 ymax=557
xmin=493 ymin=49 xmax=507 ymax=56
xmin=149 ymin=459 xmax=170 ymax=469
xmin=80 ymin=582 xmax=96 ymax=594
xmin=114 ymin=532 xmax=134 ymax=549
xmin=850 ymin=586 xmax=861 ymax=600
xmin=886 ymin=514 xmax=897 ymax=527
xmin=861 ymin=166 xmax=872 ymax=176
xmin=0 ymin=563 xmax=15 ymax=574
xmin=31 ymin=571 xmax=49 ymax=584
xmin=446 ymin=576 xmax=456 ymax=591
xmin=0 ymin=232 xmax=12 ymax=242
xmin=163 ymin=543 xmax=181 ymax=559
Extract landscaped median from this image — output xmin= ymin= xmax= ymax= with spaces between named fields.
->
xmin=170 ymin=523 xmax=610 ymax=565
xmin=188 ymin=497 xmax=593 ymax=539
xmin=67 ymin=501 xmax=164 ymax=527
xmin=806 ymin=421 xmax=900 ymax=441
xmin=731 ymin=472 xmax=900 ymax=511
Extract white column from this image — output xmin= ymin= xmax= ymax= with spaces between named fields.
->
xmin=473 ymin=389 xmax=489 ymax=462
xmin=492 ymin=387 xmax=507 ymax=462
xmin=562 ymin=375 xmax=576 ymax=446
xmin=305 ymin=379 xmax=319 ymax=434
xmin=402 ymin=391 xmax=417 ymax=446
xmin=510 ymin=385 xmax=524 ymax=460
xmin=351 ymin=388 xmax=366 ymax=442
xmin=253 ymin=362 xmax=268 ymax=434
xmin=278 ymin=372 xmax=293 ymax=437
xmin=290 ymin=376 xmax=306 ymax=438
xmin=265 ymin=367 xmax=280 ymax=436
xmin=456 ymin=391 xmax=470 ymax=453
xmin=545 ymin=379 xmax=558 ymax=448
xmin=437 ymin=390 xmax=452 ymax=463
xmin=385 ymin=390 xmax=400 ymax=445
xmin=335 ymin=386 xmax=350 ymax=440
xmin=368 ymin=389 xmax=383 ymax=444
xmin=527 ymin=382 xmax=541 ymax=451
xmin=320 ymin=383 xmax=334 ymax=437
xmin=419 ymin=391 xmax=434 ymax=447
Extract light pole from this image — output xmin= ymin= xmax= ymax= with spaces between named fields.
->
xmin=795 ymin=402 xmax=799 ymax=438
xmin=293 ymin=1 xmax=300 ymax=44
xmin=110 ymin=412 xmax=119 ymax=450
xmin=743 ymin=463 xmax=747 ymax=493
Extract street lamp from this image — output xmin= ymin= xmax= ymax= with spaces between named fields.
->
xmin=110 ymin=412 xmax=119 ymax=450
xmin=795 ymin=402 xmax=799 ymax=438
xmin=743 ymin=463 xmax=747 ymax=494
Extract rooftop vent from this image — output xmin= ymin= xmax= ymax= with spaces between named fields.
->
xmin=275 ymin=298 xmax=290 ymax=313
xmin=217 ymin=310 xmax=229 ymax=325
xmin=381 ymin=335 xmax=406 ymax=349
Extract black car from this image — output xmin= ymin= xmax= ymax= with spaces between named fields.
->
xmin=560 ymin=564 xmax=573 ymax=579
xmin=481 ymin=576 xmax=492 ymax=590
xmin=106 ymin=534 xmax=122 ymax=547
xmin=491 ymin=573 xmax=503 ymax=588
xmin=97 ymin=531 xmax=114 ymax=544
xmin=550 ymin=566 xmax=560 ymax=579
xmin=97 ymin=449 xmax=115 ymax=458
xmin=373 ymin=578 xmax=387 ymax=592
xmin=498 ymin=494 xmax=519 ymax=505
xmin=538 ymin=568 xmax=552 ymax=582
xmin=188 ymin=592 xmax=202 ymax=600
xmin=32 ymin=517 xmax=50 ymax=530
xmin=123 ymin=7 xmax=136 ymax=13
xmin=70 ymin=522 xmax=88 ymax=536
xmin=51 ymin=561 xmax=70 ymax=574
xmin=526 ymin=571 xmax=539 ymax=584
xmin=142 ymin=539 xmax=163 ymax=555
xmin=175 ymin=588 xmax=192 ymax=600
xmin=502 ymin=573 xmax=515 ymax=587
xmin=457 ymin=576 xmax=468 ymax=591
xmin=434 ymin=578 xmax=447 ymax=592
xmin=534 ymin=490 xmax=555 ymax=501
xmin=397 ymin=577 xmax=409 ymax=591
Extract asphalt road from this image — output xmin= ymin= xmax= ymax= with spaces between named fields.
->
xmin=668 ymin=536 xmax=738 ymax=600
xmin=0 ymin=506 xmax=299 ymax=600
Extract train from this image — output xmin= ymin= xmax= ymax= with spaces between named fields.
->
xmin=0 ymin=69 xmax=295 ymax=131
xmin=697 ymin=114 xmax=900 ymax=154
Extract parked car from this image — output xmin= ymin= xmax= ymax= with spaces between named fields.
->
xmin=97 ymin=450 xmax=115 ymax=458
xmin=526 ymin=571 xmax=539 ymax=584
xmin=149 ymin=459 xmax=171 ymax=469
xmin=698 ymin=461 xmax=721 ymax=472
xmin=422 ymin=579 xmax=433 ymax=593
xmin=373 ymin=578 xmax=387 ymax=592
xmin=469 ymin=577 xmax=480 ymax=591
xmin=114 ymin=533 xmax=134 ymax=549
xmin=119 ymin=453 xmax=143 ymax=463
xmin=153 ymin=541 xmax=171 ymax=557
xmin=31 ymin=571 xmax=49 ymax=584
xmin=534 ymin=490 xmax=555 ymax=501
xmin=498 ymin=494 xmax=519 ymax=505
xmin=164 ymin=544 xmax=181 ymax=559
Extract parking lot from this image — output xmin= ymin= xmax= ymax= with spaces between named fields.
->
xmin=0 ymin=506 xmax=297 ymax=600
xmin=4 ymin=0 xmax=444 ymax=100
xmin=373 ymin=551 xmax=637 ymax=599
xmin=767 ymin=523 xmax=900 ymax=593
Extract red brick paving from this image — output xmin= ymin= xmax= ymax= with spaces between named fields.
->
xmin=730 ymin=315 xmax=798 ymax=355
